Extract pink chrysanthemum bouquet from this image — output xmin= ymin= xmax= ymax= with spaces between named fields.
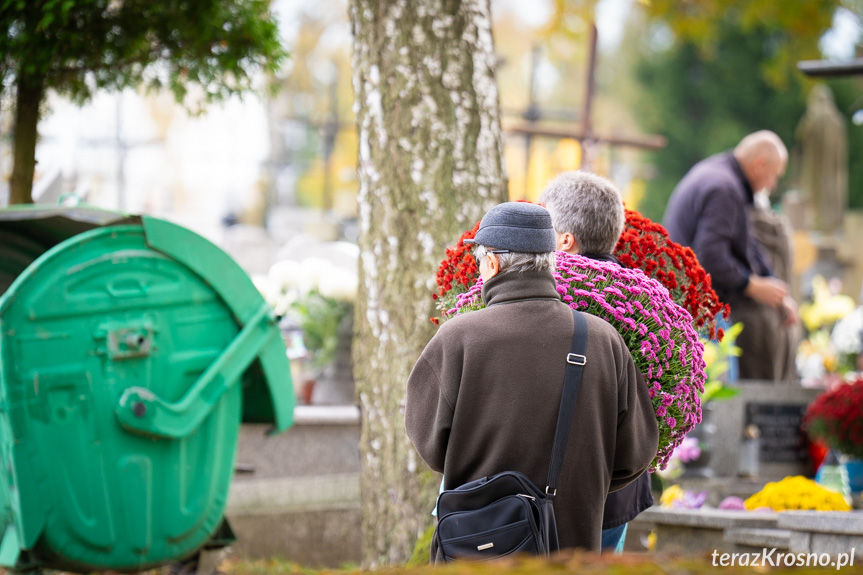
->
xmin=452 ymin=252 xmax=706 ymax=471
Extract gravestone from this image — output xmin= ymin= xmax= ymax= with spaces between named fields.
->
xmin=744 ymin=403 xmax=809 ymax=466
xmin=709 ymin=382 xmax=823 ymax=479
xmin=631 ymin=508 xmax=863 ymax=557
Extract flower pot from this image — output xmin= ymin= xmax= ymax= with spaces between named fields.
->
xmin=300 ymin=378 xmax=316 ymax=405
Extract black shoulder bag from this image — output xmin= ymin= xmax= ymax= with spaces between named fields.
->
xmin=430 ymin=308 xmax=588 ymax=563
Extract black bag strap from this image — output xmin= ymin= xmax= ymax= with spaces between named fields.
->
xmin=545 ymin=308 xmax=587 ymax=498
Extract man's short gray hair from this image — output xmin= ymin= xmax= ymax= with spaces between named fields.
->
xmin=539 ymin=171 xmax=625 ymax=255
xmin=475 ymin=245 xmax=554 ymax=276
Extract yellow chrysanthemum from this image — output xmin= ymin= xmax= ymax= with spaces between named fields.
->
xmin=744 ymin=476 xmax=852 ymax=512
xmin=799 ymin=276 xmax=857 ymax=332
xmin=660 ymin=484 xmax=686 ymax=507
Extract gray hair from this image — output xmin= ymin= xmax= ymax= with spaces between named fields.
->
xmin=539 ymin=171 xmax=625 ymax=255
xmin=475 ymin=244 xmax=554 ymax=276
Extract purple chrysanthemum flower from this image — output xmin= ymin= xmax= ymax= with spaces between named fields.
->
xmin=451 ymin=251 xmax=706 ymax=471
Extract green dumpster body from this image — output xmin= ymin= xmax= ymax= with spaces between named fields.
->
xmin=0 ymin=207 xmax=294 ymax=572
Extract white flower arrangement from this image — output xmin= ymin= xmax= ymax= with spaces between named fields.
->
xmin=796 ymin=276 xmax=862 ymax=387
xmin=252 ymin=274 xmax=284 ymax=314
xmin=254 ymin=245 xmax=359 ymax=369
xmin=831 ymin=306 xmax=863 ymax=356
xmin=260 ymin=253 xmax=359 ymax=313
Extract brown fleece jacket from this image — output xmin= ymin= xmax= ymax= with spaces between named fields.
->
xmin=405 ymin=268 xmax=659 ymax=551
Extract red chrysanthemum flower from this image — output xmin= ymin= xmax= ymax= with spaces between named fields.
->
xmin=432 ymin=207 xmax=728 ymax=339
xmin=614 ymin=209 xmax=728 ymax=340
xmin=803 ymin=378 xmax=863 ymax=459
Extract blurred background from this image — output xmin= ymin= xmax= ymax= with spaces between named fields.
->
xmin=1 ymin=2 xmax=863 ymax=565
xmin=4 ymin=0 xmax=860 ymax=245
xmin=2 ymin=0 xmax=862 ymax=397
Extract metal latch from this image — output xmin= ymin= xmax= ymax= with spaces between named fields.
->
xmin=108 ymin=327 xmax=153 ymax=360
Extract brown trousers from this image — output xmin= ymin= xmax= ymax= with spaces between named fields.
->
xmin=730 ymin=298 xmax=798 ymax=382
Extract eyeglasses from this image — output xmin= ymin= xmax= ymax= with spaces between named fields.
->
xmin=471 ymin=247 xmax=509 ymax=266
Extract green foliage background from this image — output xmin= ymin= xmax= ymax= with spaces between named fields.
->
xmin=618 ymin=6 xmax=863 ymax=222
xmin=0 ymin=0 xmax=286 ymax=105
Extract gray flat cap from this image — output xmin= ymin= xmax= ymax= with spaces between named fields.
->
xmin=464 ymin=202 xmax=556 ymax=253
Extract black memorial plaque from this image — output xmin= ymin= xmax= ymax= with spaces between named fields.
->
xmin=744 ymin=403 xmax=809 ymax=464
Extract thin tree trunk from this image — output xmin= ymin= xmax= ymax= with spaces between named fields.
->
xmin=350 ymin=0 xmax=507 ymax=566
xmin=9 ymin=71 xmax=43 ymax=205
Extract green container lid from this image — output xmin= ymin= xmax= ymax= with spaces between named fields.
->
xmin=0 ymin=206 xmax=294 ymax=572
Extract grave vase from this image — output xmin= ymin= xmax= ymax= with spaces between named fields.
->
xmin=839 ymin=454 xmax=863 ymax=493
xmin=682 ymin=404 xmax=716 ymax=478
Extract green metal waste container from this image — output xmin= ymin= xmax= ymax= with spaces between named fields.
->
xmin=0 ymin=206 xmax=295 ymax=572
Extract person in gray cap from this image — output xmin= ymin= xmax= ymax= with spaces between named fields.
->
xmin=405 ymin=202 xmax=658 ymax=551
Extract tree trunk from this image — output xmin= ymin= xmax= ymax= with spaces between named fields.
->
xmin=349 ymin=0 xmax=507 ymax=566
xmin=9 ymin=71 xmax=44 ymax=205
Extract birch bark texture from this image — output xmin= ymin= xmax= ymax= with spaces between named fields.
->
xmin=349 ymin=0 xmax=507 ymax=565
